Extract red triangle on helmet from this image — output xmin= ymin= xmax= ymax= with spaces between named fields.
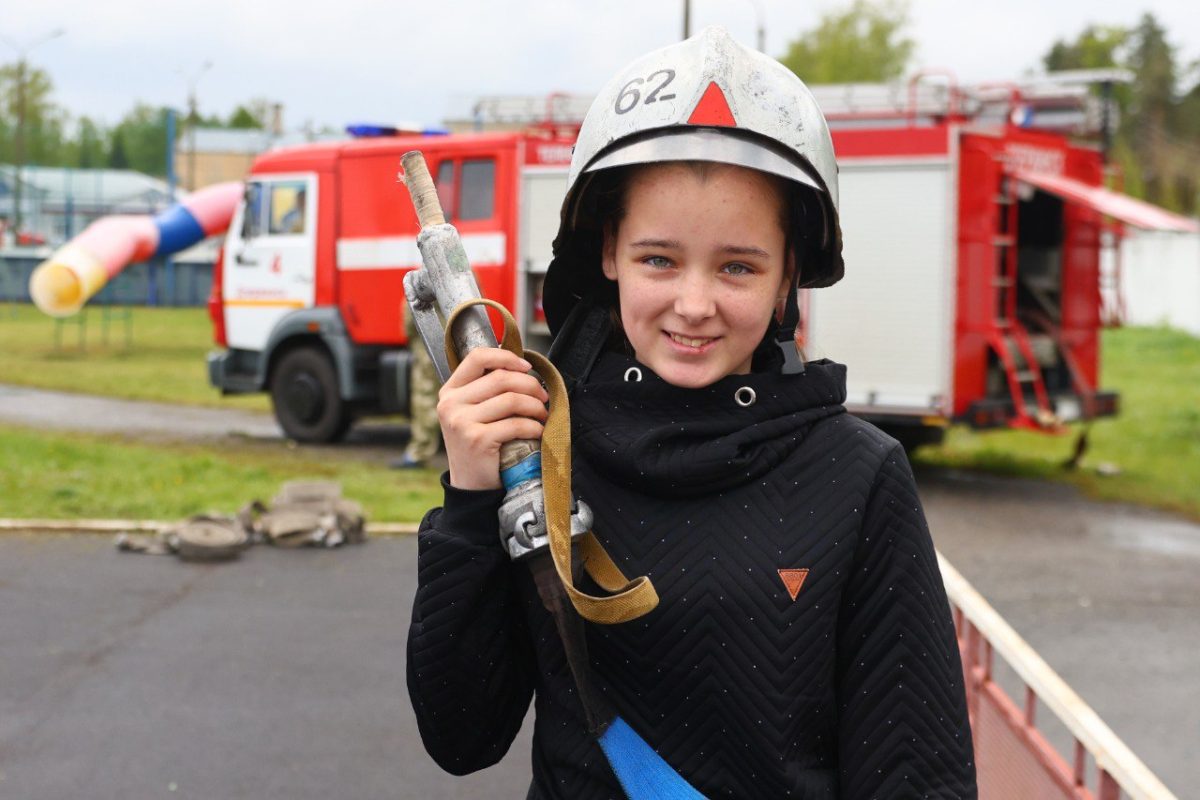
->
xmin=687 ymin=82 xmax=737 ymax=127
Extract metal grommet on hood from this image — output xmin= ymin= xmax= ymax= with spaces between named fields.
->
xmin=624 ymin=366 xmax=643 ymax=383
xmin=734 ymin=386 xmax=756 ymax=407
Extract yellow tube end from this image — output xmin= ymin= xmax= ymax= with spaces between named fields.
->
xmin=30 ymin=263 xmax=85 ymax=317
xmin=28 ymin=245 xmax=108 ymax=317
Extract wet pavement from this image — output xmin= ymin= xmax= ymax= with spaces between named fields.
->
xmin=0 ymin=383 xmax=283 ymax=439
xmin=921 ymin=467 xmax=1200 ymax=796
xmin=1 ymin=386 xmax=1197 ymax=796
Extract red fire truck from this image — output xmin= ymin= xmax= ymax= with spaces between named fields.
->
xmin=207 ymin=80 xmax=1197 ymax=443
xmin=802 ymin=75 xmax=1196 ymax=448
xmin=207 ymin=128 xmax=576 ymax=441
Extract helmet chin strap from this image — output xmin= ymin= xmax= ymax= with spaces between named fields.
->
xmin=775 ymin=288 xmax=806 ymax=375
xmin=548 ymin=296 xmax=614 ymax=391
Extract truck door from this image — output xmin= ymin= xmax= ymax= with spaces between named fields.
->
xmin=222 ymin=174 xmax=318 ymax=351
xmin=432 ymin=149 xmax=513 ymax=322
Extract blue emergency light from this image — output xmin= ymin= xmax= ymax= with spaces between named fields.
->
xmin=345 ymin=124 xmax=450 ymax=138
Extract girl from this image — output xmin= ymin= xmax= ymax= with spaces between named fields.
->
xmin=408 ymin=27 xmax=976 ymax=799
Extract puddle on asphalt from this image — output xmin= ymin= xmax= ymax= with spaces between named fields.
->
xmin=1090 ymin=515 xmax=1200 ymax=558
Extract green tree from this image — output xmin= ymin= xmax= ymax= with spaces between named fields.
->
xmin=780 ymin=0 xmax=915 ymax=84
xmin=1127 ymin=13 xmax=1176 ymax=130
xmin=108 ymin=128 xmax=130 ymax=169
xmin=0 ymin=61 xmax=64 ymax=165
xmin=1125 ymin=13 xmax=1190 ymax=210
xmin=1042 ymin=14 xmax=1199 ymax=212
xmin=226 ymin=97 xmax=277 ymax=130
xmin=1043 ymin=25 xmax=1128 ymax=72
xmin=1042 ymin=24 xmax=1135 ymax=194
xmin=74 ymin=117 xmax=106 ymax=168
xmin=1042 ymin=24 xmax=1133 ymax=117
xmin=109 ymin=104 xmax=170 ymax=176
xmin=0 ymin=59 xmax=70 ymax=231
xmin=1176 ymin=75 xmax=1200 ymax=140
xmin=24 ymin=111 xmax=69 ymax=166
xmin=227 ymin=105 xmax=263 ymax=129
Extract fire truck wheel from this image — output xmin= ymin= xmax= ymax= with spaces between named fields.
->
xmin=270 ymin=347 xmax=352 ymax=443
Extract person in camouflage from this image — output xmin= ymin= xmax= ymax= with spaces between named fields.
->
xmin=392 ymin=309 xmax=442 ymax=469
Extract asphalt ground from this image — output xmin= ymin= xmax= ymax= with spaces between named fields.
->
xmin=1 ymin=385 xmax=1197 ymax=797
xmin=0 ymin=532 xmax=533 ymax=800
xmin=925 ymin=470 xmax=1200 ymax=797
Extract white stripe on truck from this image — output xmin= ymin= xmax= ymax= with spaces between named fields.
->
xmin=337 ymin=233 xmax=507 ymax=270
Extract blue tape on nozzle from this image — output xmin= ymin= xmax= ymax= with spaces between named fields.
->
xmin=501 ymin=452 xmax=542 ymax=491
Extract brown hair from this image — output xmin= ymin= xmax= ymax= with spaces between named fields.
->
xmin=595 ymin=162 xmax=789 ymax=238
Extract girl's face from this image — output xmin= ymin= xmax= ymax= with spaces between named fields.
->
xmin=602 ymin=162 xmax=790 ymax=389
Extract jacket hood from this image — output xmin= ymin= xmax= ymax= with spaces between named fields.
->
xmin=571 ymin=351 xmax=847 ymax=498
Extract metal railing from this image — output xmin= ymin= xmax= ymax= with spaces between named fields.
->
xmin=938 ymin=554 xmax=1178 ymax=800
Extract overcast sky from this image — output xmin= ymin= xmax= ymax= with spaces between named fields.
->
xmin=4 ymin=0 xmax=1198 ymax=133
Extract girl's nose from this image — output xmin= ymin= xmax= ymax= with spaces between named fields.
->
xmin=673 ymin=271 xmax=716 ymax=322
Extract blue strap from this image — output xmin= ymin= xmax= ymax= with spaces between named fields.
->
xmin=597 ymin=717 xmax=707 ymax=799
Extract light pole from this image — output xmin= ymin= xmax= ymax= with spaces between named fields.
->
xmin=0 ymin=27 xmax=65 ymax=234
xmin=179 ymin=60 xmax=212 ymax=191
xmin=682 ymin=1 xmax=764 ymax=51
xmin=746 ymin=0 xmax=766 ymax=52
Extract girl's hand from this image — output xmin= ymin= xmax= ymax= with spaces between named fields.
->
xmin=438 ymin=347 xmax=549 ymax=490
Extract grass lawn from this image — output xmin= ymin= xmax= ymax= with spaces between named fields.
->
xmin=0 ymin=304 xmax=269 ymax=411
xmin=0 ymin=424 xmax=442 ymax=523
xmin=914 ymin=326 xmax=1200 ymax=521
xmin=2 ymin=300 xmax=1197 ymax=523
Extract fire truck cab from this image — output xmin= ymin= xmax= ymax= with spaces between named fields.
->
xmin=207 ymin=130 xmax=572 ymax=441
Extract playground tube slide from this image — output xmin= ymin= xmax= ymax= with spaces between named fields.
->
xmin=29 ymin=181 xmax=244 ymax=316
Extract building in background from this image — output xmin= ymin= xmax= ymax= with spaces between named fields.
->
xmin=0 ymin=165 xmax=174 ymax=247
xmin=174 ymin=107 xmax=347 ymax=191
xmin=1109 ymin=229 xmax=1200 ymax=337
xmin=174 ymin=128 xmax=279 ymax=191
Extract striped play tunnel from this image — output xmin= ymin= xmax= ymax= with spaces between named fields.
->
xmin=29 ymin=181 xmax=244 ymax=317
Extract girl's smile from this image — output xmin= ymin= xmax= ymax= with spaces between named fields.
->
xmin=602 ymin=162 xmax=791 ymax=389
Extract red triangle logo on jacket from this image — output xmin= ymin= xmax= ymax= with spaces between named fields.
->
xmin=687 ymin=82 xmax=737 ymax=127
xmin=778 ymin=568 xmax=810 ymax=601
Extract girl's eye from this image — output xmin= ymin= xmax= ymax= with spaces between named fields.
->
xmin=643 ymin=256 xmax=672 ymax=269
xmin=723 ymin=262 xmax=754 ymax=276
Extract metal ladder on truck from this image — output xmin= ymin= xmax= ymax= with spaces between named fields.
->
xmin=1024 ymin=305 xmax=1101 ymax=422
xmin=986 ymin=172 xmax=1061 ymax=430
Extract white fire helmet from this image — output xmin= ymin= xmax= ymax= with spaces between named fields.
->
xmin=544 ymin=25 xmax=844 ymax=337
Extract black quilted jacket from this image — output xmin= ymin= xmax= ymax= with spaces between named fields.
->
xmin=407 ymin=352 xmax=977 ymax=799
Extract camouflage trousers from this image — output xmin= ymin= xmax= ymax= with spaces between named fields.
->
xmin=404 ymin=313 xmax=442 ymax=463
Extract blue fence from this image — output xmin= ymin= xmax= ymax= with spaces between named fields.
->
xmin=0 ymin=253 xmax=215 ymax=307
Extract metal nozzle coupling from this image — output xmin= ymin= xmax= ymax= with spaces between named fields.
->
xmin=498 ymin=478 xmax=593 ymax=562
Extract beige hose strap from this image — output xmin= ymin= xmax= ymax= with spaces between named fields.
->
xmin=443 ymin=298 xmax=524 ymax=372
xmin=443 ymin=299 xmax=659 ymax=625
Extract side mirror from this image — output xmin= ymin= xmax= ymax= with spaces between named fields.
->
xmin=240 ymin=186 xmax=261 ymax=240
